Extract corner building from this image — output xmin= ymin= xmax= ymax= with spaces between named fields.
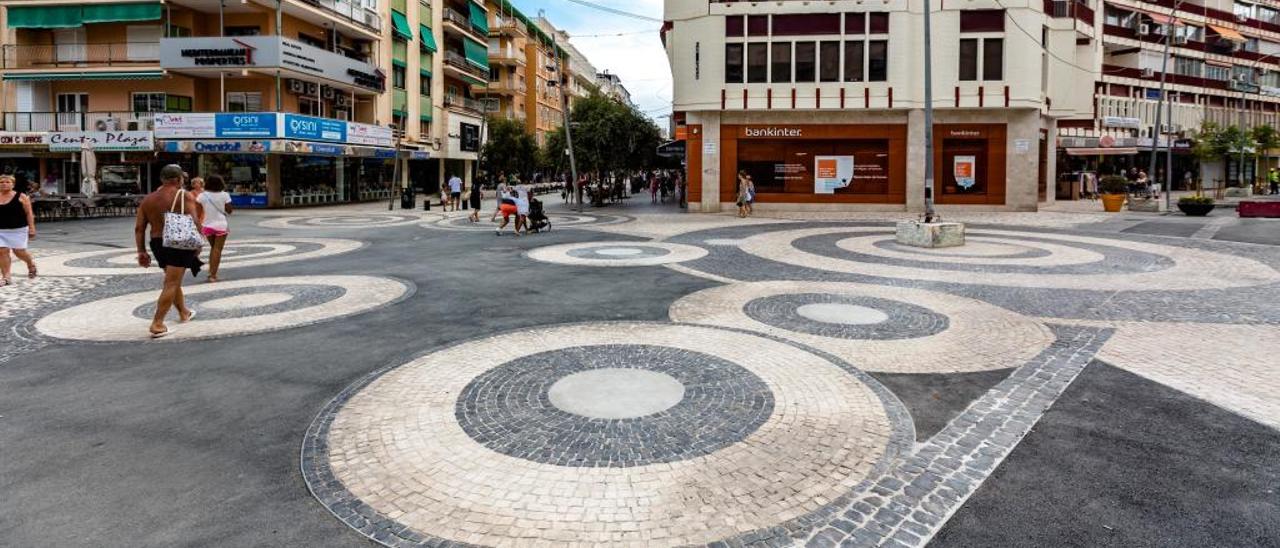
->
xmin=664 ymin=1 xmax=1063 ymax=212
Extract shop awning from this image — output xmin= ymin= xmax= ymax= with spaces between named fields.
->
xmin=1134 ymin=9 xmax=1179 ymax=26
xmin=420 ymin=68 xmax=432 ymax=78
xmin=1208 ymin=24 xmax=1246 ymax=42
xmin=6 ymin=6 xmax=83 ymax=28
xmin=2 ymin=70 xmax=164 ymax=81
xmin=391 ymin=10 xmax=413 ymax=41
xmin=82 ymin=2 xmax=161 ymax=24
xmin=462 ymin=37 xmax=489 ymax=71
xmin=419 ymin=24 xmax=438 ymax=52
xmin=1065 ymin=147 xmax=1139 ymax=156
xmin=469 ymin=1 xmax=490 ymax=35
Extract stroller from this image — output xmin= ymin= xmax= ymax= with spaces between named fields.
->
xmin=527 ymin=197 xmax=551 ymax=233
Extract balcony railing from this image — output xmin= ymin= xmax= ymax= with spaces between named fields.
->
xmin=1 ymin=42 xmax=159 ymax=69
xmin=443 ymin=94 xmax=486 ymax=114
xmin=443 ymin=7 xmax=486 ymax=38
xmin=309 ymin=0 xmax=382 ymax=32
xmin=488 ymin=46 xmax=526 ymax=65
xmin=490 ymin=19 xmax=526 ymax=37
xmin=2 ymin=111 xmax=160 ymax=132
xmin=443 ymin=51 xmax=490 ymax=80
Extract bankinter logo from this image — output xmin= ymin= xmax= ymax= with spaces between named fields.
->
xmin=744 ymin=127 xmax=802 ymax=138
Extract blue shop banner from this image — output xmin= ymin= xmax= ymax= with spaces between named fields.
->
xmin=214 ymin=113 xmax=278 ymax=138
xmin=309 ymin=143 xmax=346 ymax=155
xmin=284 ymin=114 xmax=347 ymax=143
xmin=230 ymin=193 xmax=268 ymax=207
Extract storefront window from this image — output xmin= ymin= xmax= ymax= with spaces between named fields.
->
xmin=737 ymin=139 xmax=890 ymax=196
xmin=353 ymin=158 xmax=395 ymax=201
xmin=940 ymin=139 xmax=989 ymax=196
xmin=99 ymin=164 xmax=142 ymax=194
xmin=282 ymin=156 xmax=342 ymax=206
xmin=819 ymin=41 xmax=840 ymax=82
xmin=200 ymin=154 xmax=268 ymax=207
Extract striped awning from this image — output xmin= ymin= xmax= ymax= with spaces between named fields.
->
xmin=1208 ymin=24 xmax=1246 ymax=42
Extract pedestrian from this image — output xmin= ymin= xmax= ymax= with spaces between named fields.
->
xmin=745 ymin=174 xmax=756 ymax=216
xmin=496 ymin=189 xmax=519 ymax=236
xmin=736 ymin=171 xmax=750 ymax=218
xmin=491 ymin=178 xmax=509 ymax=222
xmin=1269 ymin=168 xmax=1279 ymax=195
xmin=468 ymin=177 xmax=483 ymax=223
xmin=514 ymin=185 xmax=530 ymax=234
xmin=649 ymin=173 xmax=658 ymax=204
xmin=439 ymin=182 xmax=451 ymax=212
xmin=0 ymin=174 xmax=37 ymax=286
xmin=189 ymin=176 xmax=206 ymax=222
xmin=448 ymin=172 xmax=463 ymax=211
xmin=134 ymin=165 xmax=202 ymax=338
xmin=198 ymin=175 xmax=233 ymax=283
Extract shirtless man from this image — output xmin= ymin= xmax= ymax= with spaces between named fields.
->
xmin=135 ymin=165 xmax=203 ymax=338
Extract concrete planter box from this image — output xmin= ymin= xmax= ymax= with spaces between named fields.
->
xmin=895 ymin=221 xmax=965 ymax=248
xmin=1128 ymin=198 xmax=1161 ymax=212
xmin=1224 ymin=186 xmax=1253 ymax=198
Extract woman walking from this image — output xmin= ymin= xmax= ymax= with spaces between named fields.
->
xmin=744 ymin=174 xmax=756 ymax=216
xmin=0 ymin=174 xmax=37 ymax=286
xmin=468 ymin=178 xmax=483 ymax=223
xmin=736 ymin=171 xmax=751 ymax=218
xmin=197 ymin=175 xmax=233 ymax=282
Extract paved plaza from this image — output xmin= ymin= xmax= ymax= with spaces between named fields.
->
xmin=1 ymin=202 xmax=1278 ymax=547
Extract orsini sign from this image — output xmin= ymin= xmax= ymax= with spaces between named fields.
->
xmin=742 ymin=127 xmax=804 ymax=138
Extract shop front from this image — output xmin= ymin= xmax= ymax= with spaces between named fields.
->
xmin=1 ymin=130 xmax=156 ymax=195
xmin=932 ymin=124 xmax=1007 ymax=205
xmin=717 ymin=124 xmax=908 ymax=206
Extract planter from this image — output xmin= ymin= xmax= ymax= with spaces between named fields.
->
xmin=1177 ymin=202 xmax=1215 ymax=216
xmin=1128 ymin=198 xmax=1160 ymax=212
xmin=1101 ymin=193 xmax=1126 ymax=212
xmin=1224 ymin=186 xmax=1253 ymax=198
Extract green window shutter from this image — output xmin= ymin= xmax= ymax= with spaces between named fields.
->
xmin=391 ymin=0 xmax=407 ymax=12
xmin=392 ymin=40 xmax=408 ymax=62
xmin=419 ymin=24 xmax=438 ymax=52
xmin=7 ymin=6 xmax=83 ymax=28
xmin=468 ymin=1 xmax=489 ymax=35
xmin=420 ymin=96 xmax=433 ymax=121
xmin=462 ymin=37 xmax=489 ymax=71
xmin=390 ymin=10 xmax=413 ymax=41
xmin=82 ymin=2 xmax=161 ymax=24
xmin=392 ymin=59 xmax=407 ymax=69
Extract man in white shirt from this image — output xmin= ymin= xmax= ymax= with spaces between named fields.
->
xmin=447 ymin=174 xmax=463 ymax=211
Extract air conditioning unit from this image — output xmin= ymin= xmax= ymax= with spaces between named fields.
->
xmin=126 ymin=119 xmax=154 ymax=131
xmin=1161 ymin=123 xmax=1181 ymax=134
xmin=1137 ymin=23 xmax=1152 ymax=36
xmin=334 ymin=94 xmax=350 ymax=107
xmin=94 ymin=117 xmax=119 ymax=131
xmin=1173 ymin=35 xmax=1188 ymax=45
xmin=305 ymin=82 xmax=319 ymax=95
xmin=288 ymin=79 xmax=306 ymax=94
xmin=1141 ymin=67 xmax=1155 ymax=78
xmin=363 ymin=10 xmax=380 ymax=28
xmin=322 ymin=86 xmax=336 ymax=100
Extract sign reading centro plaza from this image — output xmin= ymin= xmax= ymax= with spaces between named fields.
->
xmin=160 ymin=36 xmax=385 ymax=92
xmin=154 ymin=113 xmax=393 ymax=148
xmin=741 ymin=127 xmax=804 ymax=138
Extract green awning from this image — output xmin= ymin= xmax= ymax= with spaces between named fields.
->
xmin=420 ymin=113 xmax=433 ymax=122
xmin=392 ymin=59 xmax=407 ymax=68
xmin=419 ymin=24 xmax=437 ymax=52
xmin=390 ymin=10 xmax=413 ymax=41
xmin=82 ymin=2 xmax=161 ymax=23
xmin=420 ymin=68 xmax=432 ymax=78
xmin=468 ymin=1 xmax=489 ymax=35
xmin=392 ymin=109 xmax=408 ymax=118
xmin=3 ymin=70 xmax=164 ymax=81
xmin=462 ymin=37 xmax=488 ymax=71
xmin=7 ymin=6 xmax=82 ymax=28
xmin=457 ymin=73 xmax=486 ymax=87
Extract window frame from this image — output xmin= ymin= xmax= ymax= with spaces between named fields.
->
xmin=725 ymin=42 xmax=745 ymax=83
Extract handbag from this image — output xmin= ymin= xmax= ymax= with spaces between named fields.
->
xmin=162 ymin=189 xmax=205 ymax=250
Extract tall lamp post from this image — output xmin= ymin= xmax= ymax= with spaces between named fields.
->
xmin=549 ymin=36 xmax=581 ymax=212
xmin=1146 ymin=2 xmax=1181 ymax=214
xmin=923 ymin=0 xmax=937 ymax=222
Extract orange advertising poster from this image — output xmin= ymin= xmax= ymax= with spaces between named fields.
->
xmin=816 ymin=159 xmax=837 ymax=179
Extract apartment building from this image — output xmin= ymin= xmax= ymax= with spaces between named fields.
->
xmin=535 ymin=17 xmax=599 ymax=111
xmin=0 ymin=0 xmax=405 ymax=207
xmin=595 ymin=70 xmax=631 ymax=106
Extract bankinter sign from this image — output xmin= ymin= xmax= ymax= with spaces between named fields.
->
xmin=742 ymin=127 xmax=803 ymax=138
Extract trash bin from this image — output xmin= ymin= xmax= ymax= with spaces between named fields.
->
xmin=401 ymin=186 xmax=416 ymax=209
xmin=423 ymin=200 xmax=431 ymax=211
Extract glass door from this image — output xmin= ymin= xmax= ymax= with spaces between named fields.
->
xmin=56 ymin=93 xmax=88 ymax=130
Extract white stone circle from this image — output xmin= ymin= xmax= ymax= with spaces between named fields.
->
xmin=547 ymin=368 xmax=685 ymax=419
xmin=35 ymin=275 xmax=410 ymax=342
xmin=796 ymin=303 xmax=890 ymax=325
xmin=259 ymin=214 xmax=427 ymax=229
xmin=526 ymin=241 xmax=708 ymax=267
xmin=736 ymin=226 xmax=1280 ymax=290
xmin=200 ymin=292 xmax=294 ymax=310
xmin=35 ymin=238 xmax=364 ymax=277
xmin=324 ymin=323 xmax=893 ymax=546
xmin=835 ymin=234 xmax=1104 ymax=266
xmin=669 ymin=281 xmax=1055 ymax=374
xmin=593 ymin=247 xmax=646 ymax=256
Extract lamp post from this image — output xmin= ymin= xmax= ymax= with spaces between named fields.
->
xmin=923 ymin=0 xmax=937 ymax=222
xmin=1146 ymin=1 xmax=1181 ymax=214
xmin=549 ymin=37 xmax=581 ymax=213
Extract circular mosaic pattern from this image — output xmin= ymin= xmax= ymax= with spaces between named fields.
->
xmin=735 ymin=227 xmax=1280 ymax=290
xmin=35 ymin=275 xmax=410 ymax=342
xmin=670 ymin=281 xmax=1054 ymax=374
xmin=310 ymin=323 xmax=908 ymax=546
xmin=423 ymin=211 xmax=631 ymax=231
xmin=548 ymin=368 xmax=685 ymax=419
xmin=36 ymin=238 xmax=364 ymax=277
xmin=258 ymin=214 xmax=425 ymax=230
xmin=457 ymin=344 xmax=774 ymax=467
xmin=527 ymin=241 xmax=707 ymax=267
xmin=796 ymin=303 xmax=889 ymax=325
xmin=745 ymin=293 xmax=949 ymax=340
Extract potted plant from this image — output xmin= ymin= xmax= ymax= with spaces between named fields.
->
xmin=1098 ymin=175 xmax=1128 ymax=212
xmin=1177 ymin=194 xmax=1215 ymax=216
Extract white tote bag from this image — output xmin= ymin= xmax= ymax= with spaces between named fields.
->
xmin=162 ymin=189 xmax=205 ymax=250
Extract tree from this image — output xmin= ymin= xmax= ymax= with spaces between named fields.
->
xmin=480 ymin=116 xmax=538 ymax=181
xmin=1251 ymin=124 xmax=1280 ymax=186
xmin=543 ymin=93 xmax=667 ymax=179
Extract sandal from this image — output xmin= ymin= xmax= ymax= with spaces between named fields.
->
xmin=149 ymin=328 xmax=170 ymax=339
xmin=0 ymin=278 xmax=10 ymax=287
xmin=27 ymin=266 xmax=36 ymax=279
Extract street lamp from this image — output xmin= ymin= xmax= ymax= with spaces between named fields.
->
xmin=923 ymin=0 xmax=937 ymax=222
xmin=548 ymin=37 xmax=581 ymax=213
xmin=1146 ymin=0 xmax=1184 ymax=214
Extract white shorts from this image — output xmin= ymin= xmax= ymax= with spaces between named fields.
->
xmin=0 ymin=227 xmax=29 ymax=250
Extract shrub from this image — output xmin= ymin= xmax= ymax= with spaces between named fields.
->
xmin=1099 ymin=176 xmax=1129 ymax=194
xmin=1178 ymin=194 xmax=1214 ymax=205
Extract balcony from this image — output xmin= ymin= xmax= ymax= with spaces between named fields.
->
xmin=443 ymin=50 xmax=490 ymax=82
xmin=443 ymin=94 xmax=486 ymax=114
xmin=2 ymin=111 xmax=160 ymax=132
xmin=1 ymin=42 xmax=159 ymax=70
xmin=490 ymin=19 xmax=526 ymax=37
xmin=488 ymin=46 xmax=526 ymax=66
xmin=443 ymin=7 xmax=487 ymax=42
xmin=476 ymin=77 xmax=525 ymax=96
xmin=286 ymin=0 xmax=381 ymax=35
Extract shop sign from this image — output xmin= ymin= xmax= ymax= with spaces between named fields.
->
xmin=953 ymin=156 xmax=977 ymax=189
xmin=1014 ymin=139 xmax=1031 ymax=154
xmin=177 ymin=40 xmax=256 ymax=66
xmin=280 ymin=141 xmax=350 ymax=155
xmin=154 ymin=113 xmax=217 ymax=138
xmin=284 ymin=114 xmax=347 ymax=143
xmin=814 ymin=155 xmax=854 ymax=194
xmin=162 ymin=140 xmax=271 ymax=154
xmin=47 ymin=131 xmax=153 ymax=152
xmin=160 ymin=36 xmax=385 ymax=92
xmin=215 ymin=113 xmax=278 ymax=138
xmin=401 ymin=150 xmax=426 ymax=160
xmin=1102 ymin=116 xmax=1142 ymax=129
xmin=947 ymin=129 xmax=984 ymax=138
xmin=0 ymin=132 xmax=45 ymax=146
xmin=742 ymin=127 xmax=803 ymax=138
xmin=347 ymin=122 xmax=394 ymax=147
xmin=231 ymin=194 xmax=268 ymax=207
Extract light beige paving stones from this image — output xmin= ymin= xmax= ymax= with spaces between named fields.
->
xmin=325 ymin=323 xmax=894 ymax=546
xmin=36 ymin=238 xmax=364 ymax=276
xmin=526 ymin=242 xmax=709 ymax=267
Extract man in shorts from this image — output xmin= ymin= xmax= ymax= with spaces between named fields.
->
xmin=135 ymin=164 xmax=203 ymax=338
xmin=496 ymin=189 xmax=520 ymax=236
xmin=448 ymin=173 xmax=463 ymax=211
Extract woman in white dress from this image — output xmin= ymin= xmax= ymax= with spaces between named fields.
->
xmin=197 ymin=175 xmax=233 ymax=282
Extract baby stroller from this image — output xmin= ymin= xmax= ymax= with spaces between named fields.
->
xmin=527 ymin=197 xmax=551 ymax=233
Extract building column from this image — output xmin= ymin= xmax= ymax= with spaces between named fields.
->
xmin=1006 ymin=109 xmax=1040 ymax=211
xmin=906 ymin=109 xmax=926 ymax=213
xmin=693 ymin=111 xmax=721 ymax=213
xmin=266 ymin=154 xmax=283 ymax=208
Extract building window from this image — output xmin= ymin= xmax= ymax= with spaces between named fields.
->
xmin=726 ymin=43 xmax=745 ymax=83
xmin=844 ymin=40 xmax=864 ymax=82
xmin=1174 ymin=56 xmax=1203 ymax=77
xmin=224 ymin=26 xmax=260 ymax=36
xmin=819 ymin=41 xmax=840 ymax=82
xmin=771 ymin=14 xmax=841 ymax=35
xmin=225 ymin=92 xmax=262 ymax=112
xmin=131 ymin=92 xmax=166 ymax=113
xmin=747 ymin=43 xmax=768 ymax=83
xmin=868 ymin=12 xmax=889 ymax=34
xmin=1262 ymin=71 xmax=1280 ymax=88
xmin=1234 ymin=65 xmax=1257 ymax=84
xmin=845 ymin=13 xmax=865 ymax=34
xmin=747 ymin=15 xmax=768 ymax=36
xmin=421 ymin=75 xmax=432 ymax=96
xmin=959 ymin=10 xmax=1004 ymax=33
xmin=1234 ymin=2 xmax=1253 ymax=21
xmin=794 ymin=41 xmax=816 ymax=82
xmin=959 ymin=39 xmax=979 ymax=81
xmin=299 ymin=96 xmax=322 ymax=116
xmin=771 ymin=42 xmax=791 ymax=82
xmin=958 ymin=37 xmax=1002 ymax=81
xmin=298 ymin=33 xmax=325 ymax=49
xmin=1205 ymin=64 xmax=1230 ymax=81
xmin=868 ymin=40 xmax=887 ymax=81
xmin=726 ymin=15 xmax=744 ymax=37
xmin=393 ymin=65 xmax=406 ymax=89
xmin=460 ymin=122 xmax=480 ymax=152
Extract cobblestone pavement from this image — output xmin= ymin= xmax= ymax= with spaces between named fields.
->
xmin=2 ymin=203 xmax=1277 ymax=547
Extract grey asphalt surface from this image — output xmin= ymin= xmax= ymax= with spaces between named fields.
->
xmin=932 ymin=362 xmax=1280 ymax=548
xmin=869 ymin=369 xmax=1014 ymax=441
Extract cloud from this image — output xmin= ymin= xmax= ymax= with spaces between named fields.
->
xmin=510 ymin=0 xmax=672 ymax=122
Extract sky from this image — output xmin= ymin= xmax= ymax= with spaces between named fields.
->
xmin=508 ymin=0 xmax=672 ymax=124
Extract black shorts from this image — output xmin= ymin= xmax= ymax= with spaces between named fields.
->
xmin=150 ymin=238 xmax=203 ymax=276
xmin=450 ymin=192 xmax=462 ymax=199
